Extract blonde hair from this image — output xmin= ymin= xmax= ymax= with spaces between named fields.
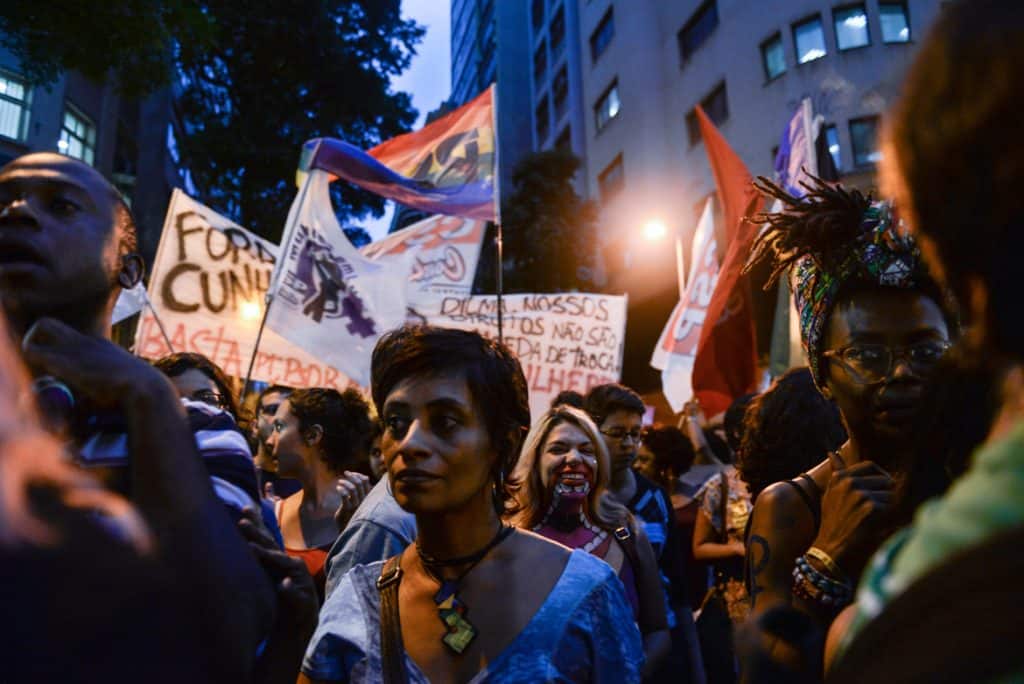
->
xmin=508 ymin=405 xmax=630 ymax=531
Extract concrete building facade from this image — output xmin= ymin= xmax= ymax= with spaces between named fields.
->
xmin=0 ymin=44 xmax=183 ymax=265
xmin=573 ymin=0 xmax=944 ymax=394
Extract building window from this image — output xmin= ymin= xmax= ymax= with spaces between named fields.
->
xmin=532 ymin=0 xmax=545 ymax=31
xmin=555 ymin=125 xmax=571 ymax=151
xmin=534 ymin=42 xmax=547 ymax=89
xmin=761 ymin=33 xmax=786 ymax=80
xmin=550 ymin=6 xmax=566 ymax=59
xmin=594 ymin=80 xmax=621 ymax=132
xmin=685 ymin=81 xmax=729 ymax=146
xmin=793 ymin=15 xmax=827 ymax=64
xmin=0 ymin=72 xmax=30 ymax=142
xmin=879 ymin=2 xmax=911 ymax=43
xmin=536 ymin=96 xmax=550 ymax=144
xmin=678 ymin=1 xmax=719 ymax=63
xmin=552 ymin=66 xmax=569 ymax=121
xmin=598 ymin=154 xmax=625 ymax=200
xmin=590 ymin=7 xmax=615 ymax=63
xmin=849 ymin=116 xmax=881 ymax=166
xmin=58 ymin=105 xmax=96 ymax=166
xmin=834 ymin=4 xmax=870 ymax=50
xmin=825 ymin=123 xmax=842 ymax=170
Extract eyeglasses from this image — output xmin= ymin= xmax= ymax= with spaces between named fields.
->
xmin=600 ymin=428 xmax=643 ymax=443
xmin=190 ymin=389 xmax=227 ymax=409
xmin=822 ymin=340 xmax=951 ymax=384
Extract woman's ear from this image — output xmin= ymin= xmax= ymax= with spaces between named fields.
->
xmin=304 ymin=424 xmax=324 ymax=447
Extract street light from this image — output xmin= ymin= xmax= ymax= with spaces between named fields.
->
xmin=241 ymin=301 xmax=261 ymax=321
xmin=643 ymin=219 xmax=668 ymax=242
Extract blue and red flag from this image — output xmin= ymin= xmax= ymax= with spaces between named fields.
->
xmin=300 ymin=86 xmax=497 ymax=222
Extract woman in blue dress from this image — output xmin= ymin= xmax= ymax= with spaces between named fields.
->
xmin=300 ymin=327 xmax=643 ymax=683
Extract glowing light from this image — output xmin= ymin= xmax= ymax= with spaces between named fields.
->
xmin=241 ymin=301 xmax=261 ymax=321
xmin=57 ymin=139 xmax=68 ymax=151
xmin=643 ymin=220 xmax=668 ymax=242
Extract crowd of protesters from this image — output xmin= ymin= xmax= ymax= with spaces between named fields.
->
xmin=1 ymin=1 xmax=1022 ymax=681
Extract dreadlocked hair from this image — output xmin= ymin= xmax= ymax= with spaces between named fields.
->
xmin=744 ymin=174 xmax=874 ymax=288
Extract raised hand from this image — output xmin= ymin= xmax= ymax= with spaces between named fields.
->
xmin=333 ymin=470 xmax=372 ymax=529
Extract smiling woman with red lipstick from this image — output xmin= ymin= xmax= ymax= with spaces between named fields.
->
xmin=510 ymin=405 xmax=670 ymax=678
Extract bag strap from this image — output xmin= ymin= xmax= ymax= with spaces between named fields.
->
xmin=377 ymin=556 xmax=408 ymax=684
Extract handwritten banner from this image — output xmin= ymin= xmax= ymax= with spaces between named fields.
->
xmin=362 ymin=213 xmax=485 ymax=308
xmin=419 ymin=293 xmax=628 ymax=420
xmin=134 ymin=189 xmax=351 ymax=389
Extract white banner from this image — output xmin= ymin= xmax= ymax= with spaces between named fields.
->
xmin=267 ymin=170 xmax=409 ymax=387
xmin=134 ymin=189 xmax=353 ymax=389
xmin=420 ymin=292 xmax=628 ymax=421
xmin=650 ymin=199 xmax=719 ymax=412
xmin=362 ymin=213 xmax=486 ymax=308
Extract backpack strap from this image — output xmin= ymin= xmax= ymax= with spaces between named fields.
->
xmin=829 ymin=524 xmax=1024 ymax=683
xmin=377 ymin=556 xmax=408 ymax=684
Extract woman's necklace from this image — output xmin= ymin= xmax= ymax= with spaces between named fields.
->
xmin=416 ymin=524 xmax=515 ymax=655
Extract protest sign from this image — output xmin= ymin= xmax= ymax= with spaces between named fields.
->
xmin=134 ymin=189 xmax=352 ymax=389
xmin=362 ymin=213 xmax=485 ymax=307
xmin=420 ymin=292 xmax=628 ymax=420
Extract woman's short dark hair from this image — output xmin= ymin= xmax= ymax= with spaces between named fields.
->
xmin=736 ymin=367 xmax=846 ymax=501
xmin=641 ymin=425 xmax=695 ymax=479
xmin=370 ymin=326 xmax=531 ymax=512
xmin=885 ymin=0 xmax=1024 ymax=361
xmin=153 ymin=352 xmax=239 ymax=419
xmin=288 ymin=387 xmax=376 ymax=476
xmin=584 ymin=383 xmax=644 ymax=426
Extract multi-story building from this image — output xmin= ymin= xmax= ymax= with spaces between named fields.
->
xmin=574 ymin=0 xmax=944 ymax=396
xmin=0 ymin=43 xmax=183 ymax=266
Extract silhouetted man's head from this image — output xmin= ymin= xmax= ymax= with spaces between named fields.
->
xmin=0 ymin=153 xmax=142 ymax=336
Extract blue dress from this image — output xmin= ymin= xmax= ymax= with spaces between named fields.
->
xmin=303 ymin=548 xmax=644 ymax=682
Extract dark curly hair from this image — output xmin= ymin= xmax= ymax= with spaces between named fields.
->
xmin=640 ymin=425 xmax=695 ymax=488
xmin=288 ymin=387 xmax=376 ymax=476
xmin=583 ymin=383 xmax=644 ymax=426
xmin=371 ymin=326 xmax=530 ymax=514
xmin=736 ymin=367 xmax=846 ymax=501
xmin=153 ymin=352 xmax=239 ymax=419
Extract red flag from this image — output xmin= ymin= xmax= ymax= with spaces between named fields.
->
xmin=691 ymin=106 xmax=763 ymax=417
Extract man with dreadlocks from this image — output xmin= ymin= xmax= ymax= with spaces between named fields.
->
xmin=736 ymin=175 xmax=955 ymax=677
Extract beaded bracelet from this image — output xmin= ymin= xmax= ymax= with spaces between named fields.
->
xmin=793 ymin=555 xmax=853 ymax=608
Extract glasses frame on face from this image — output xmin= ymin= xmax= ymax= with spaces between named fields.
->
xmin=822 ymin=340 xmax=951 ymax=385
xmin=190 ymin=389 xmax=226 ymax=408
xmin=599 ymin=427 xmax=643 ymax=445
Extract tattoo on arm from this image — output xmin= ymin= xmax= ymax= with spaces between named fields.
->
xmin=748 ymin=534 xmax=771 ymax=608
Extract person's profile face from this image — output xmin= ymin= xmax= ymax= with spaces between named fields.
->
xmin=169 ymin=368 xmax=226 ymax=412
xmin=269 ymin=399 xmax=306 ymax=478
xmin=599 ymin=409 xmax=643 ymax=476
xmin=257 ymin=391 xmax=285 ymax=443
xmin=380 ymin=373 xmax=493 ymax=516
xmin=0 ymin=154 xmax=121 ymax=324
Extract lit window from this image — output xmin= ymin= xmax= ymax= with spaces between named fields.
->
xmin=553 ymin=66 xmax=569 ymax=121
xmin=0 ymin=72 xmax=30 ymax=142
xmin=793 ymin=16 xmax=827 ymax=64
xmin=598 ymin=154 xmax=624 ymax=200
xmin=590 ymin=8 xmax=615 ymax=63
xmin=534 ymin=42 xmax=547 ymax=89
xmin=594 ymin=81 xmax=620 ymax=132
xmin=686 ymin=82 xmax=729 ymax=146
xmin=879 ymin=2 xmax=911 ymax=43
xmin=678 ymin=1 xmax=719 ymax=63
xmin=58 ymin=105 xmax=96 ymax=166
xmin=761 ymin=33 xmax=786 ymax=80
xmin=849 ymin=116 xmax=881 ymax=166
xmin=536 ymin=96 xmax=550 ymax=144
xmin=550 ymin=6 xmax=566 ymax=59
xmin=825 ymin=124 xmax=842 ymax=170
xmin=834 ymin=5 xmax=870 ymax=50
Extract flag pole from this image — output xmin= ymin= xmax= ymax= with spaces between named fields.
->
xmin=490 ymin=84 xmax=504 ymax=344
xmin=240 ymin=161 xmax=316 ymax=399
